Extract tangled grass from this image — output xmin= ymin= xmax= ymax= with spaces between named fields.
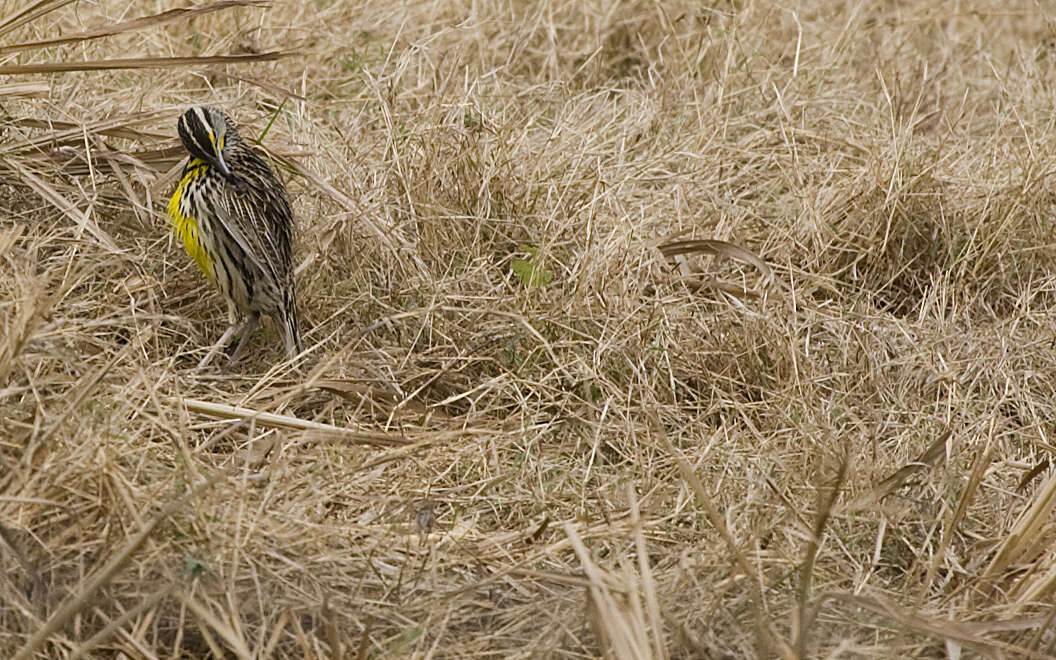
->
xmin=3 ymin=0 xmax=1056 ymax=657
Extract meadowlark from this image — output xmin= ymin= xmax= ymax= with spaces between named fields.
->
xmin=167 ymin=106 xmax=302 ymax=366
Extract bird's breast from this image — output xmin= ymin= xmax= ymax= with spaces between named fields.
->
xmin=168 ymin=160 xmax=217 ymax=280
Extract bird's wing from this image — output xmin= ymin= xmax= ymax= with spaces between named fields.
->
xmin=211 ymin=155 xmax=295 ymax=287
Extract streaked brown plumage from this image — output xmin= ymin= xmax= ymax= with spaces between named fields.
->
xmin=168 ymin=106 xmax=302 ymax=364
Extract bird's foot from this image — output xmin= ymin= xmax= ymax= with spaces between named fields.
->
xmin=196 ymin=324 xmax=240 ymax=372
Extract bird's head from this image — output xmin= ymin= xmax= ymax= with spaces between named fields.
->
xmin=177 ymin=106 xmax=239 ymax=178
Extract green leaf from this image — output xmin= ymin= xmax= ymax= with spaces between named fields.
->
xmin=256 ymin=98 xmax=288 ymax=145
xmin=183 ymin=554 xmax=208 ymax=577
xmin=340 ymin=51 xmax=361 ymax=72
xmin=512 ymin=245 xmax=552 ymax=289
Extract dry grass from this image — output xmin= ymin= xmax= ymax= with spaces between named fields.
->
xmin=3 ymin=0 xmax=1056 ymax=657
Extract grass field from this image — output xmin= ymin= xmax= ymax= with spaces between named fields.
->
xmin=3 ymin=0 xmax=1056 ymax=657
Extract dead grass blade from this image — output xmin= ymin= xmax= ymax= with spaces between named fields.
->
xmin=313 ymin=377 xmax=446 ymax=421
xmin=12 ymin=166 xmax=119 ymax=252
xmin=17 ymin=342 xmax=132 ymax=476
xmin=657 ymin=239 xmax=771 ymax=276
xmin=1014 ymin=564 xmax=1056 ymax=620
xmin=0 ymin=82 xmax=47 ymax=98
xmin=565 ymin=522 xmax=656 ymax=660
xmin=655 ymin=239 xmax=773 ymax=299
xmin=628 ymin=483 xmax=668 ymax=660
xmin=657 ymin=430 xmax=794 ymax=659
xmin=354 ymin=617 xmax=373 ymax=660
xmin=1016 ymin=458 xmax=1050 ymax=493
xmin=794 ymin=453 xmax=848 ymax=657
xmin=0 ymin=226 xmax=40 ymax=386
xmin=176 ymin=397 xmax=411 ymax=447
xmin=0 ymin=0 xmax=74 ymax=39
xmin=211 ymin=70 xmax=308 ymax=101
xmin=985 ymin=464 xmax=1056 ymax=584
xmin=659 ymin=239 xmax=772 ymax=279
xmin=845 ymin=432 xmax=949 ymax=509
xmin=0 ymin=52 xmax=292 ymax=76
xmin=315 ymin=378 xmax=400 ymax=404
xmin=356 ymin=436 xmax=439 ymax=471
xmin=0 ymin=225 xmax=23 ymax=259
xmin=271 ymin=154 xmax=431 ymax=279
xmin=826 ymin=592 xmax=1051 ymax=659
xmin=5 ymin=112 xmax=169 ymax=152
xmin=67 ymin=585 xmax=175 ymax=660
xmin=918 ymin=439 xmax=990 ymax=606
xmin=10 ymin=480 xmax=216 ymax=660
xmin=0 ymin=1 xmax=268 ymax=55
xmin=260 ymin=610 xmax=290 ymax=657
xmin=321 ymin=596 xmax=345 ymax=660
xmin=0 ymin=521 xmax=43 ymax=616
xmin=178 ymin=593 xmax=253 ymax=660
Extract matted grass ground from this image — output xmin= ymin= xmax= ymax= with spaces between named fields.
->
xmin=3 ymin=0 xmax=1056 ymax=657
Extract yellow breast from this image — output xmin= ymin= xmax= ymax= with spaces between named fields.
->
xmin=168 ymin=161 xmax=214 ymax=281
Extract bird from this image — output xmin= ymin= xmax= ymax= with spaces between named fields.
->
xmin=167 ymin=106 xmax=303 ymax=367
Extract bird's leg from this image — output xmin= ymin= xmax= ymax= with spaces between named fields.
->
xmin=197 ymin=324 xmax=239 ymax=370
xmin=226 ymin=312 xmax=259 ymax=367
xmin=196 ymin=301 xmax=241 ymax=371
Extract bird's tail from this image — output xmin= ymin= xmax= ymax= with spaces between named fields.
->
xmin=280 ymin=292 xmax=303 ymax=357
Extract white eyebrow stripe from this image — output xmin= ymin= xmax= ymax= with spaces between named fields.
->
xmin=187 ymin=106 xmax=217 ymax=156
xmin=191 ymin=106 xmax=209 ymax=132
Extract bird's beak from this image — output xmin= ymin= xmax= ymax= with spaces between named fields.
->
xmin=214 ymin=148 xmax=232 ymax=177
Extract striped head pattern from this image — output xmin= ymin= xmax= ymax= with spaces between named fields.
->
xmin=176 ymin=106 xmax=240 ymax=180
